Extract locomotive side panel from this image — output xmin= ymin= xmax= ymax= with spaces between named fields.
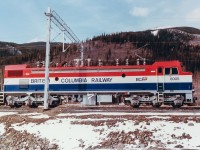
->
xmin=4 ymin=64 xmax=158 ymax=94
xmin=4 ymin=76 xmax=158 ymax=93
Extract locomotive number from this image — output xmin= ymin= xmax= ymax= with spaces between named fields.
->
xmin=170 ymin=77 xmax=179 ymax=80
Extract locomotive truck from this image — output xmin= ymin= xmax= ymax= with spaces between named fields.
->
xmin=0 ymin=60 xmax=196 ymax=108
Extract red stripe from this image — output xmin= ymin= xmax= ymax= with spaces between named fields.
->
xmin=4 ymin=60 xmax=192 ymax=78
xmin=4 ymin=73 xmax=192 ymax=79
xmin=5 ymin=72 xmax=156 ymax=78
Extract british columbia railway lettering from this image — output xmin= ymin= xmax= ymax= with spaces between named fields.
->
xmin=60 ymin=77 xmax=112 ymax=83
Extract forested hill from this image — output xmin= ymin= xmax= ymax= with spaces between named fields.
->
xmin=1 ymin=26 xmax=200 ymax=74
xmin=86 ymin=27 xmax=200 ymax=73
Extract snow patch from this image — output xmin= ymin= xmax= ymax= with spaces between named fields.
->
xmin=13 ymin=118 xmax=102 ymax=149
xmin=20 ymin=113 xmax=49 ymax=119
xmin=151 ymin=30 xmax=159 ymax=36
xmin=146 ymin=116 xmax=171 ymax=119
xmin=0 ymin=112 xmax=18 ymax=117
xmin=0 ymin=123 xmax=5 ymax=135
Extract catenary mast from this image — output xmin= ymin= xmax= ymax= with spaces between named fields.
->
xmin=44 ymin=7 xmax=82 ymax=110
xmin=44 ymin=7 xmax=51 ymax=110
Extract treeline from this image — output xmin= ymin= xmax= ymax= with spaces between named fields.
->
xmin=0 ymin=43 xmax=77 ymax=67
xmin=0 ymin=48 xmax=42 ymax=66
xmin=92 ymin=29 xmax=200 ymax=73
xmin=0 ymin=41 xmax=16 ymax=47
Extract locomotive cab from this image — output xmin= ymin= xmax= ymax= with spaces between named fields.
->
xmin=154 ymin=61 xmax=193 ymax=107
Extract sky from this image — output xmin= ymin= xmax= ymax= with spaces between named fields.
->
xmin=1 ymin=0 xmax=200 ymax=44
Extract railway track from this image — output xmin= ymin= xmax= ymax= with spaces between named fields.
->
xmin=0 ymin=103 xmax=200 ymax=114
xmin=51 ymin=103 xmax=196 ymax=115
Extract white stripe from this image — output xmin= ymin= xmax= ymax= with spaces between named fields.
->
xmin=4 ymin=75 xmax=192 ymax=85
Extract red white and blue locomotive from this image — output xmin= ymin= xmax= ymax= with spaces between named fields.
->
xmin=2 ymin=60 xmax=196 ymax=108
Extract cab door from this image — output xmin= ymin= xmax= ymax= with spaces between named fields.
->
xmin=157 ymin=67 xmax=164 ymax=92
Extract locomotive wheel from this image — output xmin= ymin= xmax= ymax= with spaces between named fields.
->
xmin=49 ymin=101 xmax=59 ymax=108
xmin=30 ymin=102 xmax=38 ymax=108
xmin=14 ymin=103 xmax=22 ymax=108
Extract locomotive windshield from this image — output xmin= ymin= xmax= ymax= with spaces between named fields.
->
xmin=164 ymin=67 xmax=178 ymax=75
xmin=172 ymin=68 xmax=178 ymax=74
xmin=165 ymin=67 xmax=178 ymax=75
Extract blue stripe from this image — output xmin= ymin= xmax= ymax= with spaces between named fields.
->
xmin=4 ymin=82 xmax=192 ymax=92
xmin=165 ymin=83 xmax=192 ymax=90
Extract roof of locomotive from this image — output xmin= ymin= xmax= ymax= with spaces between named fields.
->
xmin=4 ymin=60 xmax=181 ymax=71
xmin=152 ymin=60 xmax=181 ymax=67
xmin=4 ymin=64 xmax=28 ymax=70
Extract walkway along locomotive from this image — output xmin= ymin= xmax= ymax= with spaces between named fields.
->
xmin=0 ymin=60 xmax=196 ymax=108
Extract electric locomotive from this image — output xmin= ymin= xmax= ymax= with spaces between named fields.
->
xmin=1 ymin=60 xmax=196 ymax=108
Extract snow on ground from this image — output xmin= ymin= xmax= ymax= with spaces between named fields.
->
xmin=12 ymin=112 xmax=200 ymax=150
xmin=148 ymin=121 xmax=200 ymax=149
xmin=13 ymin=119 xmax=102 ymax=150
xmin=0 ymin=112 xmax=18 ymax=137
xmin=0 ymin=112 xmax=18 ymax=117
xmin=0 ymin=123 xmax=5 ymax=136
xmin=146 ymin=116 xmax=171 ymax=119
xmin=20 ymin=113 xmax=49 ymax=119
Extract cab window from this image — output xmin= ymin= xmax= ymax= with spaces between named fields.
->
xmin=165 ymin=68 xmax=170 ymax=75
xmin=172 ymin=68 xmax=178 ymax=75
